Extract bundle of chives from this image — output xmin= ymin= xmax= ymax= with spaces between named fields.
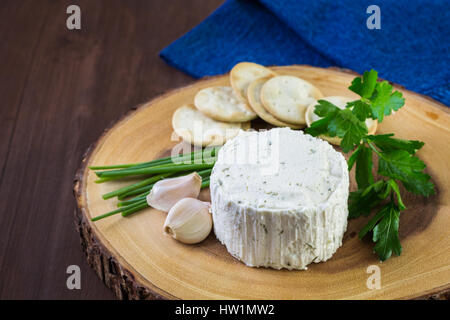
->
xmin=90 ymin=148 xmax=218 ymax=222
xmin=90 ymin=147 xmax=218 ymax=171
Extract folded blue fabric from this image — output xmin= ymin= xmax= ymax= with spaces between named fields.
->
xmin=160 ymin=0 xmax=449 ymax=106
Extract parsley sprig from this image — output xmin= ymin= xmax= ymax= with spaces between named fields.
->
xmin=306 ymin=70 xmax=435 ymax=261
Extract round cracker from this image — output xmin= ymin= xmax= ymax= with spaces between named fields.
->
xmin=230 ymin=62 xmax=277 ymax=106
xmin=194 ymin=86 xmax=257 ymax=122
xmin=172 ymin=105 xmax=250 ymax=147
xmin=305 ymin=96 xmax=378 ymax=145
xmin=260 ymin=75 xmax=323 ymax=125
xmin=247 ymin=76 xmax=304 ymax=129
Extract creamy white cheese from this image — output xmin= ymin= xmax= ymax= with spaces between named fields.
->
xmin=210 ymin=128 xmax=349 ymax=270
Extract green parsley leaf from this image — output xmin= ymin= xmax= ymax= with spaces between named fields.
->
xmin=305 ymin=117 xmax=330 ymax=137
xmin=348 ymin=100 xmax=372 ymax=121
xmin=347 ymin=144 xmax=362 ymax=171
xmin=305 ymin=100 xmax=339 ymax=137
xmin=359 ymin=201 xmax=402 ymax=261
xmin=387 ymin=179 xmax=406 ymax=210
xmin=369 ymin=81 xmax=405 ymax=122
xmin=378 ymin=150 xmax=435 ymax=196
xmin=349 ymin=69 xmax=378 ymax=98
xmin=327 ymin=109 xmax=368 ymax=152
xmin=313 ymin=99 xmax=340 ymax=117
xmin=372 ymin=202 xmax=402 ymax=261
xmin=367 ymin=134 xmax=424 ymax=154
xmin=348 ymin=190 xmax=375 ymax=219
xmin=359 ymin=203 xmax=388 ymax=239
xmin=348 ymin=180 xmax=389 ymax=218
xmin=306 ymin=101 xmax=368 ymax=152
xmin=355 ymin=144 xmax=374 ymax=189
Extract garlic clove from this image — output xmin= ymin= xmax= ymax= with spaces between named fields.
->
xmin=164 ymin=198 xmax=212 ymax=244
xmin=146 ymin=172 xmax=202 ymax=212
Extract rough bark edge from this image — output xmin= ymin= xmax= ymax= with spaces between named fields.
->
xmin=73 ymin=209 xmax=166 ymax=300
xmin=74 ymin=142 xmax=168 ymax=300
xmin=413 ymin=287 xmax=450 ymax=300
xmin=72 ymin=65 xmax=449 ymax=300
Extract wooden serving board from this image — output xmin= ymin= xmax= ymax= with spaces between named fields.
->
xmin=74 ymin=66 xmax=450 ymax=300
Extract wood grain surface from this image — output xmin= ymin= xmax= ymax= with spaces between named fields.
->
xmin=75 ymin=66 xmax=450 ymax=300
xmin=0 ymin=0 xmax=223 ymax=299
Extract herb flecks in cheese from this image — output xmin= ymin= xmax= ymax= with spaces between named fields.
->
xmin=210 ymin=128 xmax=349 ymax=270
xmin=213 ymin=128 xmax=344 ymax=210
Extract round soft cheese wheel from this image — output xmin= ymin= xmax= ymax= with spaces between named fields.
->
xmin=210 ymin=128 xmax=349 ymax=270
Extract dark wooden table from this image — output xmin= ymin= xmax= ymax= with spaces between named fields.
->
xmin=0 ymin=0 xmax=223 ymax=299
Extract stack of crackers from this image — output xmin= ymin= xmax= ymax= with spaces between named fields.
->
xmin=172 ymin=62 xmax=376 ymax=147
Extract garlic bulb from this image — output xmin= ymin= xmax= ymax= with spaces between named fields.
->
xmin=164 ymin=198 xmax=212 ymax=244
xmin=146 ymin=172 xmax=202 ymax=212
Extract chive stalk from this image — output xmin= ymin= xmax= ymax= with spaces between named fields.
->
xmin=121 ymin=200 xmax=150 ymax=217
xmin=94 ymin=157 xmax=216 ymax=179
xmin=118 ymin=195 xmax=148 ymax=207
xmin=102 ymin=173 xmax=172 ymax=200
xmin=90 ymin=147 xmax=219 ymax=170
xmin=117 ymin=184 xmax=154 ymax=200
xmin=91 ymin=199 xmax=147 ymax=222
xmin=97 ymin=162 xmax=214 ymax=179
xmin=201 ymin=179 xmax=210 ymax=188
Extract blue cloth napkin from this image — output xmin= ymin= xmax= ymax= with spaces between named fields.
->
xmin=160 ymin=0 xmax=449 ymax=106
